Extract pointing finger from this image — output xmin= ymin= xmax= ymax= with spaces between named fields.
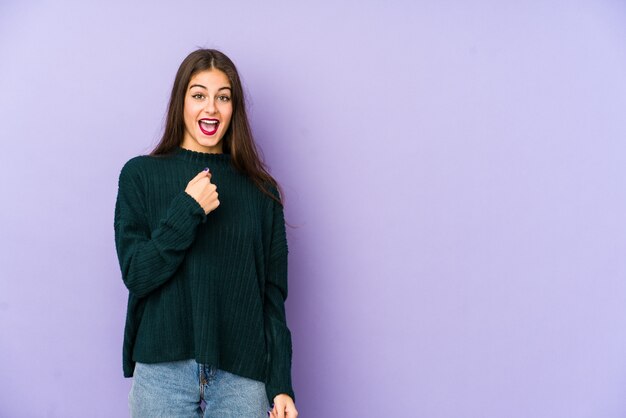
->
xmin=190 ymin=168 xmax=211 ymax=184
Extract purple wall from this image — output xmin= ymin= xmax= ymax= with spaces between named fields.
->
xmin=1 ymin=1 xmax=626 ymax=417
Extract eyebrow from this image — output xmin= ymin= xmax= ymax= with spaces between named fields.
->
xmin=188 ymin=84 xmax=232 ymax=92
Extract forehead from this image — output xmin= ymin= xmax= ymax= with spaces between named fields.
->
xmin=188 ymin=69 xmax=231 ymax=89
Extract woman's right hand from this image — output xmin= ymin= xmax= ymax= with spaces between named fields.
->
xmin=185 ymin=169 xmax=220 ymax=215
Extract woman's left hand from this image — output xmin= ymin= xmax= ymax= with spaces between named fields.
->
xmin=269 ymin=394 xmax=298 ymax=418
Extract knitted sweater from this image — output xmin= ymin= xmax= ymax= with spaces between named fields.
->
xmin=113 ymin=146 xmax=295 ymax=405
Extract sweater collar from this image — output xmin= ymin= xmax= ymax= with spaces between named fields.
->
xmin=174 ymin=146 xmax=232 ymax=166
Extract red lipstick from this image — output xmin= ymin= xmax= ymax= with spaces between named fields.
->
xmin=198 ymin=118 xmax=219 ymax=136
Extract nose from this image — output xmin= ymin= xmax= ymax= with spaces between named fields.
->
xmin=204 ymin=98 xmax=217 ymax=114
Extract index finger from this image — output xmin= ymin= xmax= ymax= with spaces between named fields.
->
xmin=189 ymin=168 xmax=211 ymax=184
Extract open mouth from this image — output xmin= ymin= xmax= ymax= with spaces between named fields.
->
xmin=198 ymin=118 xmax=219 ymax=136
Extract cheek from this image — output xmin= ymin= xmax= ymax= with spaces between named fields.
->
xmin=183 ymin=110 xmax=197 ymax=131
xmin=222 ymin=106 xmax=234 ymax=126
xmin=183 ymin=103 xmax=198 ymax=122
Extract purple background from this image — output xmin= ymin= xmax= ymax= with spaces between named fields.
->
xmin=1 ymin=1 xmax=626 ymax=417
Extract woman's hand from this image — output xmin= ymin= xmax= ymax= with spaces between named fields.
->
xmin=269 ymin=394 xmax=298 ymax=418
xmin=185 ymin=168 xmax=220 ymax=215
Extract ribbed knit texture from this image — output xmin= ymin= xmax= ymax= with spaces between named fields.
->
xmin=113 ymin=146 xmax=295 ymax=405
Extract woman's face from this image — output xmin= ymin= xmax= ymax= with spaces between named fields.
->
xmin=181 ymin=69 xmax=233 ymax=154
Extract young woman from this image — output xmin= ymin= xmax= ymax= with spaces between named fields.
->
xmin=114 ymin=49 xmax=298 ymax=418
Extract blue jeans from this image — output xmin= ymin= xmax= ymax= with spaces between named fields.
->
xmin=129 ymin=359 xmax=271 ymax=417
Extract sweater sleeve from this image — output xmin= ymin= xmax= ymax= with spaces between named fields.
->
xmin=114 ymin=159 xmax=207 ymax=298
xmin=263 ymin=188 xmax=296 ymax=405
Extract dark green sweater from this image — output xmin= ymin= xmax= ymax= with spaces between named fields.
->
xmin=113 ymin=146 xmax=295 ymax=405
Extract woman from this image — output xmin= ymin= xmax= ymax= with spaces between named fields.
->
xmin=114 ymin=49 xmax=298 ymax=418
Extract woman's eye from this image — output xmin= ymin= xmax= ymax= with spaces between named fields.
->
xmin=192 ymin=94 xmax=205 ymax=100
xmin=218 ymin=95 xmax=231 ymax=102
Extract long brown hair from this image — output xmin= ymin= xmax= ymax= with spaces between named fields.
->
xmin=150 ymin=48 xmax=285 ymax=209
